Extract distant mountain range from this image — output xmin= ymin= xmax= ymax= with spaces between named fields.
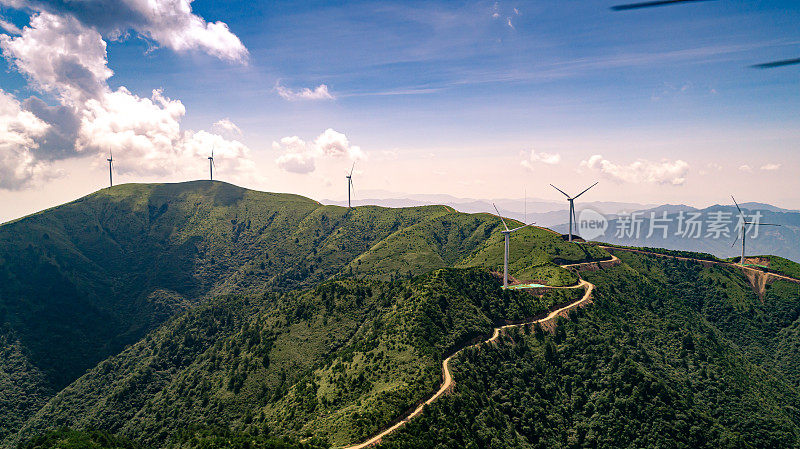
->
xmin=323 ymin=192 xmax=656 ymax=227
xmin=552 ymin=203 xmax=800 ymax=262
xmin=323 ymin=195 xmax=799 ymax=262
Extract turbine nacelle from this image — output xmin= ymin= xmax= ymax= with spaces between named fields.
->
xmin=550 ymin=182 xmax=598 ymax=242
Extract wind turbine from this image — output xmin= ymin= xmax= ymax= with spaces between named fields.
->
xmin=208 ymin=146 xmax=215 ymax=181
xmin=730 ymin=195 xmax=781 ymax=266
xmin=346 ymin=162 xmax=355 ymax=208
xmin=550 ymin=182 xmax=598 ymax=242
xmin=107 ymin=152 xmax=113 ymax=187
xmin=493 ymin=203 xmax=534 ymax=288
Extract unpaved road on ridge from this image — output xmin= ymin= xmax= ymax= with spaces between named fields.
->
xmin=343 ymin=267 xmax=597 ymax=449
xmin=598 ymin=246 xmax=800 ymax=284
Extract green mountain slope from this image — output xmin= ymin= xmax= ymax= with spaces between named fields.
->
xmin=0 ymin=181 xmax=596 ymax=445
xmin=13 ymin=270 xmax=580 ymax=448
xmin=380 ymin=250 xmax=800 ymax=448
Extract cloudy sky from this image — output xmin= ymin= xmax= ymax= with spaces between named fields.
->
xmin=0 ymin=0 xmax=798 ymax=222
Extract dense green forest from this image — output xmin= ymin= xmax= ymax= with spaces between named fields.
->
xmin=11 ymin=269 xmax=580 ymax=448
xmin=0 ymin=181 xmax=600 ymax=445
xmin=19 ymin=428 xmax=324 ymax=449
xmin=380 ymin=251 xmax=800 ymax=448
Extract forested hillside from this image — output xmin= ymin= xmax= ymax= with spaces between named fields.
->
xmin=13 ymin=269 xmax=580 ymax=448
xmin=0 ymin=181 xmax=601 ymax=446
xmin=380 ymin=251 xmax=800 ymax=448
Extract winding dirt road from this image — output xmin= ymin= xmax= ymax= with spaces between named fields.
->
xmin=342 ymin=247 xmax=800 ymax=448
xmin=343 ymin=264 xmax=599 ymax=449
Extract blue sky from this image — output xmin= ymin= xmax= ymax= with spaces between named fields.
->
xmin=0 ymin=0 xmax=798 ymax=221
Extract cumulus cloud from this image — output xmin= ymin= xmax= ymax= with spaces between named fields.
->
xmin=580 ymin=154 xmax=689 ymax=185
xmin=275 ymin=83 xmax=334 ymax=101
xmin=521 ymin=149 xmax=560 ymax=170
xmin=0 ymin=11 xmax=253 ymax=189
xmin=0 ymin=89 xmax=58 ymax=189
xmin=1 ymin=13 xmax=112 ymax=105
xmin=1 ymin=0 xmax=248 ymax=62
xmin=760 ymin=163 xmax=780 ymax=171
xmin=739 ymin=164 xmax=752 ymax=172
xmin=274 ymin=128 xmax=365 ymax=174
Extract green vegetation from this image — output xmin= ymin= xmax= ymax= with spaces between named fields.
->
xmin=596 ymin=242 xmax=721 ymax=262
xmin=750 ymin=255 xmax=800 ymax=279
xmin=9 ymin=182 xmax=800 ymax=449
xmin=13 ymin=268 xmax=580 ymax=448
xmin=18 ymin=428 xmax=322 ymax=449
xmin=20 ymin=429 xmax=139 ymax=449
xmin=381 ymin=251 xmax=800 ymax=448
xmin=0 ymin=181 xmax=604 ymax=444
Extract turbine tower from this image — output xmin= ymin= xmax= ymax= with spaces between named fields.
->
xmin=208 ymin=147 xmax=215 ymax=181
xmin=493 ymin=203 xmax=534 ymax=288
xmin=107 ymin=152 xmax=113 ymax=187
xmin=346 ymin=162 xmax=355 ymax=208
xmin=731 ymin=195 xmax=781 ymax=266
xmin=550 ymin=182 xmax=598 ymax=242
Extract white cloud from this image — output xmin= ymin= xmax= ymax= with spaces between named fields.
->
xmin=0 ymin=18 xmax=21 ymax=34
xmin=506 ymin=18 xmax=514 ymax=29
xmin=0 ymin=89 xmax=58 ymax=189
xmin=275 ymin=83 xmax=334 ymax=101
xmin=521 ymin=149 xmax=561 ymax=170
xmin=1 ymin=13 xmax=112 ymax=105
xmin=0 ymin=11 xmax=253 ymax=189
xmin=212 ymin=118 xmax=242 ymax=137
xmin=739 ymin=164 xmax=752 ymax=172
xmin=2 ymin=0 xmax=248 ymax=62
xmin=580 ymin=154 xmax=689 ymax=185
xmin=274 ymin=128 xmax=365 ymax=174
xmin=760 ymin=163 xmax=780 ymax=171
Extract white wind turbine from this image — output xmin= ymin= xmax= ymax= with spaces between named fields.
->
xmin=731 ymin=195 xmax=781 ymax=266
xmin=208 ymin=146 xmax=215 ymax=181
xmin=107 ymin=152 xmax=114 ymax=187
xmin=550 ymin=182 xmax=598 ymax=242
xmin=346 ymin=162 xmax=355 ymax=208
xmin=493 ymin=203 xmax=534 ymax=288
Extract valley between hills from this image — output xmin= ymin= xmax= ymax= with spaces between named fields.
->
xmin=3 ymin=181 xmax=800 ymax=449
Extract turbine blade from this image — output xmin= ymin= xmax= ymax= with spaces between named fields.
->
xmin=510 ymin=223 xmax=534 ymax=233
xmin=611 ymin=0 xmax=713 ymax=10
xmin=349 ymin=177 xmax=355 ymax=193
xmin=493 ymin=203 xmax=510 ymax=231
xmin=730 ymin=195 xmax=743 ymax=216
xmin=349 ymin=162 xmax=355 ymax=176
xmin=573 ymin=181 xmax=598 ymax=199
xmin=758 ymin=223 xmax=781 ymax=226
xmin=751 ymin=57 xmax=800 ymax=69
xmin=550 ymin=184 xmax=570 ymax=198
